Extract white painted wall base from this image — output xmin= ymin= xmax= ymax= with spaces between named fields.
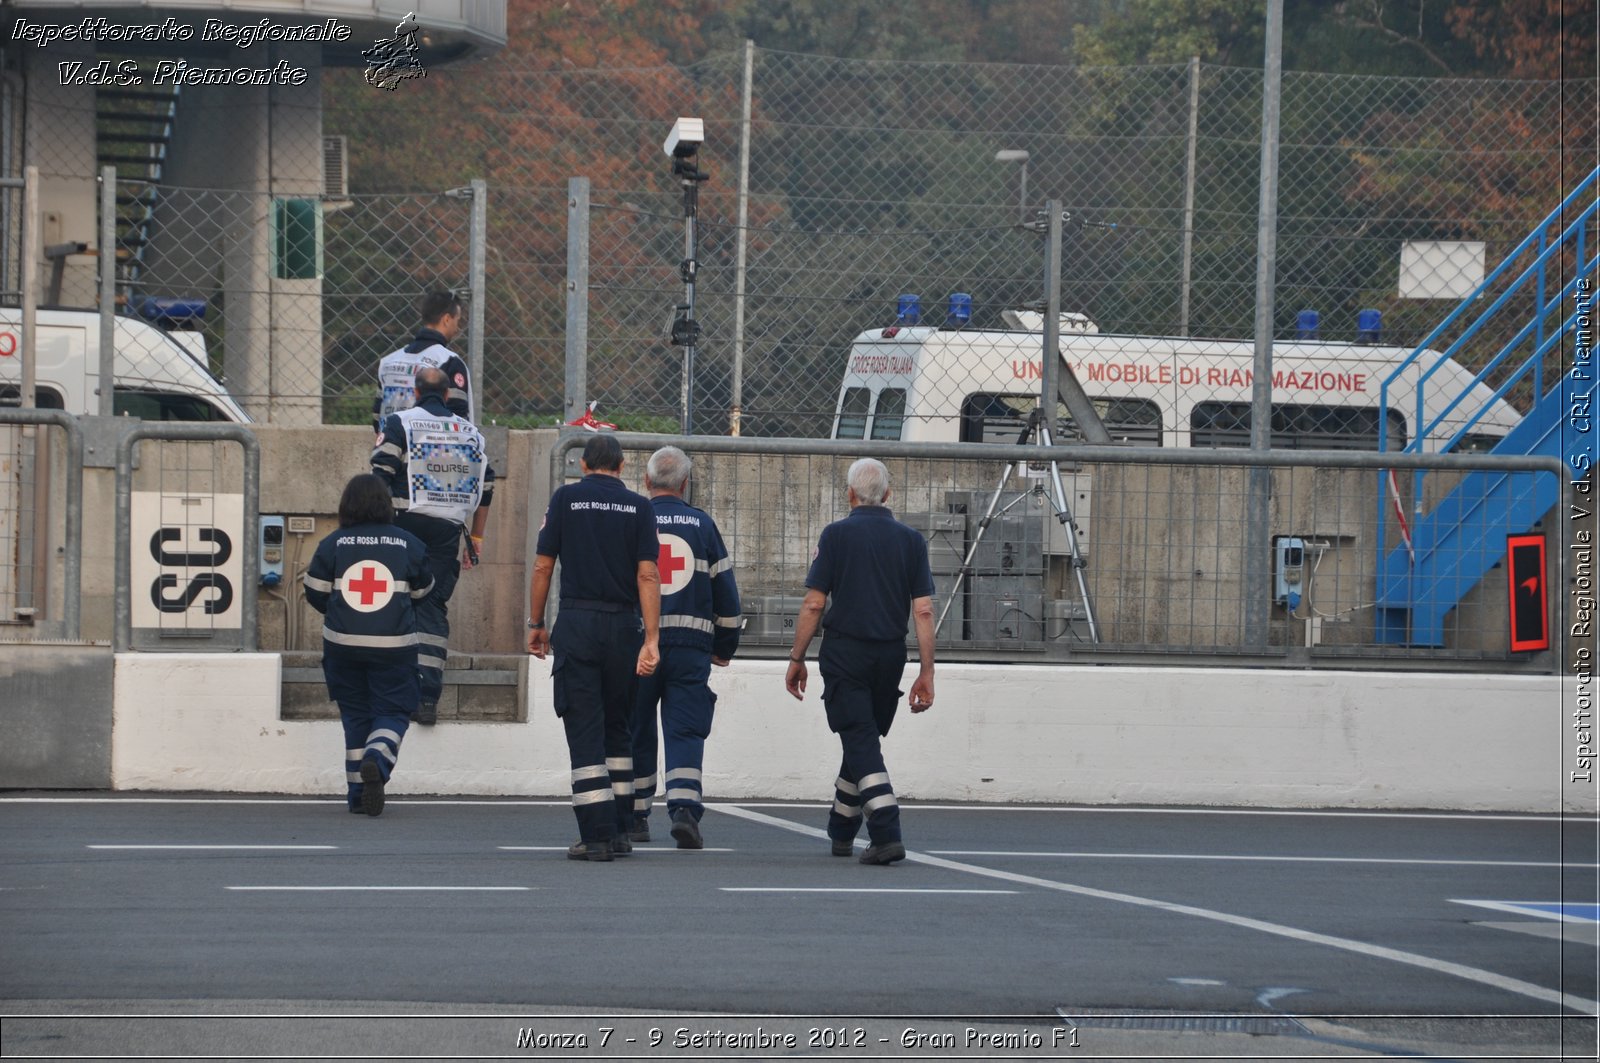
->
xmin=111 ymin=654 xmax=1579 ymax=812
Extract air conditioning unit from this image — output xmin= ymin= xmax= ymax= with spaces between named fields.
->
xmin=322 ymin=135 xmax=351 ymax=210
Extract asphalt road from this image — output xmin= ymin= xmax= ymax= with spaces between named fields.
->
xmin=1 ymin=794 xmax=1596 ymax=1060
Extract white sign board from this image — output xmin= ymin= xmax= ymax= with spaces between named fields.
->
xmin=1399 ymin=241 xmax=1485 ymax=300
xmin=130 ymin=491 xmax=244 ymax=632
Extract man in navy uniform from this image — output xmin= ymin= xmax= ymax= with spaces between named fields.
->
xmin=303 ymin=473 xmax=435 ymax=816
xmin=375 ymin=290 xmax=474 ymax=425
xmin=628 ymin=446 xmax=741 ymax=849
xmin=371 ymin=366 xmax=494 ymax=724
xmin=785 ymin=458 xmax=935 ymax=866
xmin=527 ymin=434 xmax=661 ymax=862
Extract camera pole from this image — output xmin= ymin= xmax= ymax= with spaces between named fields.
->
xmin=672 ymin=154 xmax=709 ymax=434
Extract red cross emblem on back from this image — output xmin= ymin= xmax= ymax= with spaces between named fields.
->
xmin=340 ymin=560 xmax=398 ymax=613
xmin=348 ymin=566 xmax=389 ymax=604
xmin=656 ymin=533 xmax=694 ymax=596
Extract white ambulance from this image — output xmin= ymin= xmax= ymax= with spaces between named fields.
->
xmin=830 ymin=309 xmax=1520 ymax=452
xmin=0 ymin=304 xmax=250 ymax=422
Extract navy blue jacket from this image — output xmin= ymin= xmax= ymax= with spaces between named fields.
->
xmin=303 ymin=522 xmax=434 ymax=649
xmin=650 ymin=493 xmax=741 ymax=659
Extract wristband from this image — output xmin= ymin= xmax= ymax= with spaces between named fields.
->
xmin=789 ymin=655 xmax=803 ymax=663
xmin=527 ymin=618 xmax=545 ymax=630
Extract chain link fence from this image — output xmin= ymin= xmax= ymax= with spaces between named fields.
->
xmin=2 ymin=50 xmax=1590 ymax=433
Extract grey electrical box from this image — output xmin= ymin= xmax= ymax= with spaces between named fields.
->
xmin=917 ymin=592 xmax=965 ymax=644
xmin=1045 ymin=597 xmax=1088 ymax=640
xmin=945 ymin=491 xmax=1045 ymax=575
xmin=902 ymin=510 xmax=968 ymax=575
xmin=752 ymin=595 xmax=806 ymax=641
xmin=969 ymin=576 xmax=1043 ymax=642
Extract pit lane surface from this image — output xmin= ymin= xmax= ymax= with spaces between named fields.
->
xmin=1 ymin=795 xmax=1595 ymax=1059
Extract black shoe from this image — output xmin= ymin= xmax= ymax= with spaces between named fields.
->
xmin=414 ymin=701 xmax=438 ymax=726
xmin=359 ymin=759 xmax=385 ymax=817
xmin=670 ymin=810 xmax=703 ymax=850
xmin=628 ymin=816 xmax=651 ymax=843
xmin=859 ymin=841 xmax=905 ymax=865
xmin=611 ymin=833 xmax=633 ymax=856
xmin=830 ymin=839 xmax=855 ymax=857
xmin=567 ymin=839 xmax=613 ymax=862
xmin=347 ymin=805 xmax=364 ymax=815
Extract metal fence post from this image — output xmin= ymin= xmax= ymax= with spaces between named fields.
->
xmin=468 ymin=178 xmax=487 ymax=405
xmin=0 ymin=409 xmax=83 ymax=641
xmin=731 ymin=38 xmax=755 ymax=437
xmin=1179 ymin=55 xmax=1201 ymax=338
xmin=99 ymin=166 xmax=116 ymax=418
xmin=564 ymin=176 xmax=590 ymax=423
xmin=1244 ymin=0 xmax=1285 ymax=648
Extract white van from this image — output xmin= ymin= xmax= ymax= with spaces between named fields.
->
xmin=0 ymin=305 xmax=250 ymax=422
xmin=830 ymin=314 xmax=1520 ymax=452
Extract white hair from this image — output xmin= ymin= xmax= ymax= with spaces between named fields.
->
xmin=847 ymin=458 xmax=890 ymax=505
xmin=646 ymin=445 xmax=691 ymax=493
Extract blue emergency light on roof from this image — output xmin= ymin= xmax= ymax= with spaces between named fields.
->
xmin=1357 ymin=308 xmax=1382 ymax=344
xmin=1295 ymin=309 xmax=1319 ymax=340
xmin=946 ymin=292 xmax=972 ymax=328
xmin=896 ymin=294 xmax=922 ymax=325
xmin=136 ymin=296 xmax=207 ymax=327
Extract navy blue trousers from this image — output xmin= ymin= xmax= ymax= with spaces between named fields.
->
xmin=632 ymin=646 xmax=716 ymax=823
xmin=552 ymin=607 xmax=641 ymax=843
xmin=395 ymin=513 xmax=460 ymax=704
xmin=322 ymin=643 xmax=417 ymax=809
xmin=819 ymin=635 xmax=905 ymax=846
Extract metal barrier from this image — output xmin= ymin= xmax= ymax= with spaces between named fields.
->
xmin=0 ymin=408 xmax=83 ymax=641
xmin=553 ymin=432 xmax=1567 ymax=671
xmin=113 ymin=423 xmax=260 ymax=653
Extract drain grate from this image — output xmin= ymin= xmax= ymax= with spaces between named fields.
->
xmin=1056 ymin=1008 xmax=1310 ymax=1037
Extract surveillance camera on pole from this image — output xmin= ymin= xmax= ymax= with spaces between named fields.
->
xmin=663 ymin=117 xmax=704 ymax=159
xmin=665 ymin=118 xmax=709 ymax=434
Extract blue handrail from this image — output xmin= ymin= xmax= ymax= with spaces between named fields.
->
xmin=1375 ymin=165 xmax=1599 ymax=574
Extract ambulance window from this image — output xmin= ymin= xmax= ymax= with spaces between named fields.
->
xmin=961 ymin=393 xmax=1160 ymax=445
xmin=869 ymin=388 xmax=906 ymax=441
xmin=836 ymin=387 xmax=870 ymax=439
xmin=114 ymin=389 xmax=227 ymax=422
xmin=0 ymin=386 xmax=65 ymax=409
xmin=1190 ymin=402 xmax=1406 ymax=449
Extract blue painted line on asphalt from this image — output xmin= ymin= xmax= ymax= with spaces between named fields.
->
xmin=1452 ymin=899 xmax=1600 ymax=923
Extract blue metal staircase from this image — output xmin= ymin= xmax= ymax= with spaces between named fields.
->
xmin=1374 ymin=166 xmax=1597 ymax=646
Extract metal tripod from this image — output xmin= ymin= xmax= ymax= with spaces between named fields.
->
xmin=936 ymin=407 xmax=1100 ymax=644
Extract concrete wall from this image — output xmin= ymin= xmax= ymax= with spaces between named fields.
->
xmin=110 ymin=653 xmax=1577 ymax=812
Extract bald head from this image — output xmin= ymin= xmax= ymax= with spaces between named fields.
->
xmin=414 ymin=366 xmax=449 ymax=400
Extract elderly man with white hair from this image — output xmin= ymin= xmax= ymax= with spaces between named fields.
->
xmin=785 ymin=458 xmax=936 ymax=866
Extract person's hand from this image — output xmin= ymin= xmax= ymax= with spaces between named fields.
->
xmin=461 ymin=535 xmax=483 ymax=570
xmin=636 ymin=637 xmax=660 ymax=677
xmin=527 ymin=626 xmax=550 ymax=659
xmin=908 ymin=674 xmax=934 ymax=713
xmin=712 ymin=656 xmax=731 ymax=668
xmin=785 ymin=659 xmax=807 ymax=700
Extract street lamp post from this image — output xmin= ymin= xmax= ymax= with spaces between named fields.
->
xmin=995 ymin=149 xmax=1030 ymax=225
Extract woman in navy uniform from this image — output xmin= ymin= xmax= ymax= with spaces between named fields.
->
xmin=785 ymin=458 xmax=936 ymax=865
xmin=304 ymin=474 xmax=434 ymax=816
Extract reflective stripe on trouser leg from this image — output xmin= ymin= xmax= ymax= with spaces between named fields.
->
xmin=857 ymin=770 xmax=900 ymax=841
xmin=633 ymin=771 xmax=658 ymax=815
xmin=607 ymin=756 xmax=634 ymax=834
xmin=414 ymin=632 xmax=448 ymax=703
xmin=362 ymin=727 xmax=404 ymax=783
xmin=664 ymin=767 xmax=703 ymax=819
xmin=568 ymin=762 xmax=615 ymax=842
xmin=344 ymin=746 xmax=365 ymax=808
xmin=827 ymin=767 xmax=863 ymax=843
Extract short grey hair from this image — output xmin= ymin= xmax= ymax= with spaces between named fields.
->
xmin=646 ymin=445 xmax=692 ymax=493
xmin=847 ymin=458 xmax=890 ymax=505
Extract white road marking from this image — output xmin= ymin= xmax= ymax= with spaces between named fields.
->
xmin=497 ymin=846 xmax=736 ymax=853
xmin=88 ymin=845 xmax=337 ymax=851
xmin=226 ymin=886 xmax=531 ymax=892
xmin=929 ymin=850 xmax=1582 ymax=869
xmin=721 ymin=888 xmax=1018 ymax=894
xmin=1451 ymin=900 xmax=1600 ymax=923
xmin=716 ymin=804 xmax=1600 ymax=1016
xmin=4 ymin=795 xmax=1590 ymax=823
